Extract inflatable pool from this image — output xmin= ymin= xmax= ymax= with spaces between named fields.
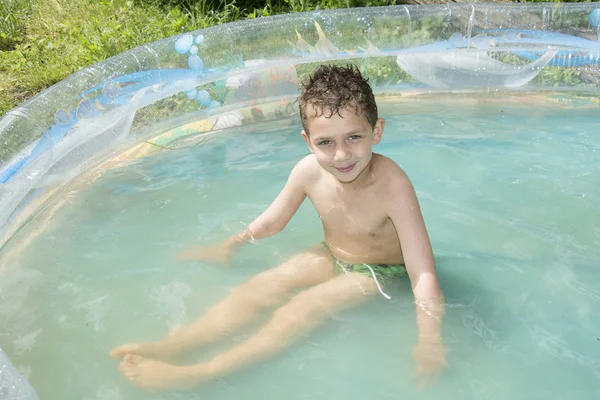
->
xmin=1 ymin=3 xmax=599 ymax=399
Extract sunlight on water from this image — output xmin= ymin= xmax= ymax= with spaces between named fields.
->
xmin=1 ymin=99 xmax=599 ymax=400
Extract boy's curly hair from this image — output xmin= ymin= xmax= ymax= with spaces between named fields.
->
xmin=299 ymin=64 xmax=378 ymax=135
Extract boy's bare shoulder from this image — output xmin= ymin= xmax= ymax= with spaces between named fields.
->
xmin=373 ymin=154 xmax=410 ymax=183
xmin=372 ymin=154 xmax=415 ymax=199
xmin=289 ymin=154 xmax=322 ymax=184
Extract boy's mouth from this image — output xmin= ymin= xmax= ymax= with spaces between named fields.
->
xmin=335 ymin=163 xmax=356 ymax=173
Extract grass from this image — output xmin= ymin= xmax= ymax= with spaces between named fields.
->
xmin=1 ymin=0 xmax=595 ymax=118
xmin=1 ymin=0 xmax=597 ymax=127
xmin=0 ymin=0 xmax=402 ymax=118
xmin=1 ymin=0 xmax=197 ymax=116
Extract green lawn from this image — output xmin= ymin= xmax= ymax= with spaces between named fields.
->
xmin=0 ymin=0 xmax=402 ymax=117
xmin=0 ymin=0 xmax=593 ymax=117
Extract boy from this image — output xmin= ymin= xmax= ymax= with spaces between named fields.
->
xmin=111 ymin=64 xmax=446 ymax=391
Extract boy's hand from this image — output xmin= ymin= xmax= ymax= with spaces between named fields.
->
xmin=176 ymin=243 xmax=234 ymax=264
xmin=412 ymin=340 xmax=447 ymax=388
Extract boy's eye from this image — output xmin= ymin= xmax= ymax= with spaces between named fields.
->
xmin=317 ymin=140 xmax=331 ymax=146
xmin=348 ymin=135 xmax=361 ymax=140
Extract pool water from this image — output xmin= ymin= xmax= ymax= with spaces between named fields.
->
xmin=1 ymin=99 xmax=599 ymax=400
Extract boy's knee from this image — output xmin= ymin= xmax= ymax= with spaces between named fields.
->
xmin=233 ymin=275 xmax=286 ymax=308
xmin=291 ymin=249 xmax=330 ymax=267
xmin=246 ymin=271 xmax=290 ymax=293
xmin=274 ymin=292 xmax=327 ymax=325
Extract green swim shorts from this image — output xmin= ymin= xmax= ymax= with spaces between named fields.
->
xmin=322 ymin=242 xmax=406 ymax=297
xmin=333 ymin=260 xmax=406 ymax=286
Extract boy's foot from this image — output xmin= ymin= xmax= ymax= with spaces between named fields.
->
xmin=110 ymin=324 xmax=192 ymax=360
xmin=110 ymin=342 xmax=175 ymax=361
xmin=119 ymin=354 xmax=202 ymax=391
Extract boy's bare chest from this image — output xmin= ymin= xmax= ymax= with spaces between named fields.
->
xmin=309 ymin=187 xmax=390 ymax=237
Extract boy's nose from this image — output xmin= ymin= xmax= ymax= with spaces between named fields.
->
xmin=334 ymin=146 xmax=350 ymax=161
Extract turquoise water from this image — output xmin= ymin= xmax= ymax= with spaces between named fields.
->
xmin=1 ymin=99 xmax=599 ymax=399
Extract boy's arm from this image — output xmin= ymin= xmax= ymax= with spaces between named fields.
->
xmin=387 ymin=168 xmax=442 ymax=301
xmin=178 ymin=159 xmax=310 ymax=263
xmin=386 ymin=167 xmax=446 ymax=375
xmin=223 ymin=159 xmax=310 ymax=249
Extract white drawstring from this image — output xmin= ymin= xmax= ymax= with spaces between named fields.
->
xmin=363 ymin=264 xmax=392 ymax=300
xmin=337 ymin=260 xmax=392 ymax=300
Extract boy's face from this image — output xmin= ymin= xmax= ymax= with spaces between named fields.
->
xmin=301 ymin=106 xmax=384 ymax=184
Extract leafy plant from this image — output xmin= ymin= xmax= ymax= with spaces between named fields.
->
xmin=0 ymin=0 xmax=34 ymax=51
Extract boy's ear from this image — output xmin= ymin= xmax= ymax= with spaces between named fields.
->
xmin=372 ymin=118 xmax=385 ymax=145
xmin=301 ymin=130 xmax=314 ymax=153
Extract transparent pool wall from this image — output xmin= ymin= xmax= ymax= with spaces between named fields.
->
xmin=1 ymin=3 xmax=600 ymax=398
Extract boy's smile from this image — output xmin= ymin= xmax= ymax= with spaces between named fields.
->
xmin=335 ymin=163 xmax=356 ymax=173
xmin=301 ymin=106 xmax=385 ymax=184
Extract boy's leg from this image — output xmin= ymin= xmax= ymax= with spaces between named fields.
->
xmin=118 ymin=272 xmax=380 ymax=391
xmin=111 ymin=244 xmax=336 ymax=360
